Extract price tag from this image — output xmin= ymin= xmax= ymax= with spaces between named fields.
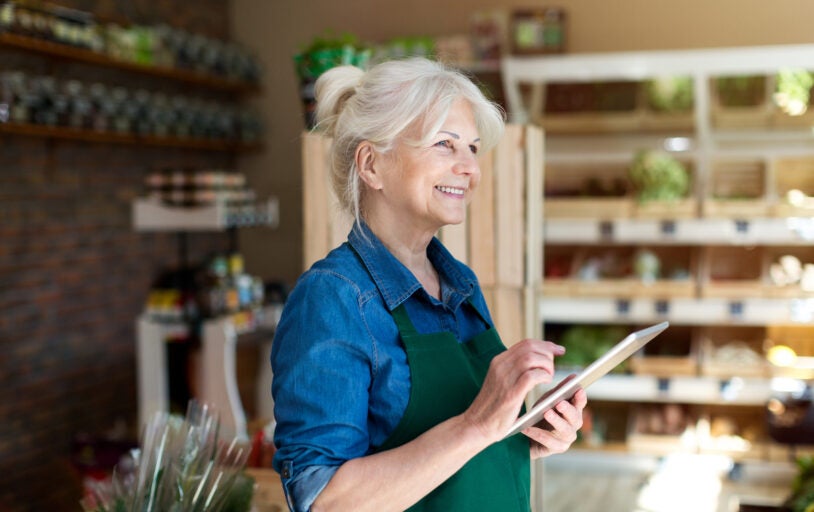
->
xmin=660 ymin=220 xmax=676 ymax=237
xmin=616 ymin=299 xmax=631 ymax=316
xmin=654 ymin=300 xmax=670 ymax=316
xmin=729 ymin=301 xmax=744 ymax=320
xmin=599 ymin=220 xmax=614 ymax=241
xmin=734 ymin=219 xmax=750 ymax=235
xmin=657 ymin=377 xmax=671 ymax=395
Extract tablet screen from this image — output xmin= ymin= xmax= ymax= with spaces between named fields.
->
xmin=503 ymin=321 xmax=669 ymax=439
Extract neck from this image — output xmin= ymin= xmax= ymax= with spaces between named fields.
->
xmin=364 ymin=217 xmax=441 ymax=300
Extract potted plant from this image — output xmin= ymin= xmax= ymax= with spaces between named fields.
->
xmin=293 ymin=32 xmax=371 ymax=129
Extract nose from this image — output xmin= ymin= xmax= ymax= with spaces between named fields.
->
xmin=454 ymin=151 xmax=480 ymax=178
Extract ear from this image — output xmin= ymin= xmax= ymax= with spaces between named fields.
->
xmin=355 ymin=141 xmax=384 ymax=191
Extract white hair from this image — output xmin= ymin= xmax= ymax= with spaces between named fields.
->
xmin=314 ymin=57 xmax=505 ymax=225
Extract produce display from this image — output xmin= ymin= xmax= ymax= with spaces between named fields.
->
xmin=628 ymin=150 xmax=690 ymax=202
xmin=775 ymin=68 xmax=814 ymax=116
xmin=557 ymin=324 xmax=629 ymax=371
xmin=645 ymin=75 xmax=693 ymax=112
xmin=784 ymin=456 xmax=814 ymax=512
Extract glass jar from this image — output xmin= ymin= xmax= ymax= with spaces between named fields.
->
xmin=64 ymin=80 xmax=90 ymax=129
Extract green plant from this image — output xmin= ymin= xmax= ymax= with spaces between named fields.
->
xmin=785 ymin=455 xmax=814 ymax=512
xmin=293 ymin=32 xmax=371 ymax=81
xmin=628 ymin=150 xmax=690 ymax=202
xmin=775 ymin=68 xmax=814 ymax=116
xmin=645 ymin=76 xmax=693 ymax=112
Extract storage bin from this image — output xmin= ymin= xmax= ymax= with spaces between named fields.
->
xmin=698 ymin=326 xmax=769 ymax=379
xmin=700 ymin=246 xmax=766 ymax=298
xmin=704 ymin=159 xmax=771 ymax=218
xmin=710 ymin=75 xmax=772 ymax=130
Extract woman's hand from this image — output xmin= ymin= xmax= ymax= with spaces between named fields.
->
xmin=524 ymin=388 xmax=587 ymax=459
xmin=462 ymin=339 xmax=566 ymax=444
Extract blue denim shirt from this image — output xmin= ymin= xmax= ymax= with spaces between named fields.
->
xmin=271 ymin=223 xmax=494 ymax=511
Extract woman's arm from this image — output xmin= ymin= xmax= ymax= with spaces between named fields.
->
xmin=312 ymin=339 xmax=573 ymax=512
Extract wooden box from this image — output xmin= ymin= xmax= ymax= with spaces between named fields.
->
xmin=630 ymin=325 xmax=697 ymax=377
xmin=626 ymin=403 xmax=697 ymax=455
xmin=698 ymin=326 xmax=769 ymax=379
xmin=544 ymin=161 xmax=632 ymax=219
xmin=565 ymin=245 xmax=696 ymax=299
xmin=700 ymin=246 xmax=766 ymax=299
xmin=771 ymin=156 xmax=814 ymax=217
xmin=710 ymin=75 xmax=773 ymax=130
xmin=704 ymin=159 xmax=771 ymax=218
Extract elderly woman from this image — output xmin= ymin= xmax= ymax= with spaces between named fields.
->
xmin=271 ymin=57 xmax=587 ymax=512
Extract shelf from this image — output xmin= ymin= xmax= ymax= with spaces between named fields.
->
xmin=132 ymin=197 xmax=279 ymax=232
xmin=544 ymin=217 xmax=814 ymax=245
xmin=0 ymin=32 xmax=260 ymax=94
xmin=501 ymin=44 xmax=814 ymax=124
xmin=0 ymin=122 xmax=262 ymax=152
xmin=556 ymin=371 xmax=772 ymax=406
xmin=538 ymin=296 xmax=814 ymax=326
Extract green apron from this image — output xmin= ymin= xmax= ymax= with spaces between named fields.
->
xmin=376 ymin=302 xmax=531 ymax=512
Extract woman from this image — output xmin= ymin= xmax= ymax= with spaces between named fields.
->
xmin=271 ymin=57 xmax=587 ymax=512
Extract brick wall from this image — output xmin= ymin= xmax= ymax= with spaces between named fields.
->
xmin=0 ymin=1 xmax=239 ymax=509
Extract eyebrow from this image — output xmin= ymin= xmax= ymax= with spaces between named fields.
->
xmin=439 ymin=130 xmax=480 ymax=143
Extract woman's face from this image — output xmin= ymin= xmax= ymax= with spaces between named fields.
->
xmin=375 ymin=99 xmax=481 ymax=235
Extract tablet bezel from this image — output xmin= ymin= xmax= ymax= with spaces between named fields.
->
xmin=503 ymin=321 xmax=669 ymax=439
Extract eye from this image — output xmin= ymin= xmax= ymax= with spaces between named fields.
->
xmin=469 ymin=144 xmax=479 ymax=155
xmin=434 ymin=139 xmax=452 ymax=149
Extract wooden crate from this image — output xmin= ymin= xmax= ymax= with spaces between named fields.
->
xmin=544 ymin=197 xmax=633 ymax=219
xmin=698 ymin=326 xmax=769 ymax=379
xmin=771 ymin=156 xmax=814 ymax=217
xmin=703 ymin=159 xmax=771 ymax=218
xmin=766 ymin=325 xmax=814 ymax=358
xmin=630 ymin=325 xmax=697 ymax=377
xmin=764 ymin=246 xmax=814 ymax=298
xmin=544 ymin=160 xmax=632 ymax=218
xmin=633 ymin=197 xmax=698 ymax=219
xmin=700 ymin=246 xmax=767 ymax=299
xmin=626 ymin=403 xmax=697 ymax=454
xmin=301 ymin=124 xmax=544 ymax=342
xmin=709 ymin=75 xmax=773 ymax=130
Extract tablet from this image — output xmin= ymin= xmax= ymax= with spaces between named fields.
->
xmin=503 ymin=321 xmax=669 ymax=439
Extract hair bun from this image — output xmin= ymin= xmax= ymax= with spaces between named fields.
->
xmin=314 ymin=65 xmax=365 ymax=135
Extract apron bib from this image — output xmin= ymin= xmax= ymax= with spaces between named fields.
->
xmin=376 ymin=303 xmax=531 ymax=512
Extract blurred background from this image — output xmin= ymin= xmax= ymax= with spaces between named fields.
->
xmin=2 ymin=0 xmax=814 ymax=510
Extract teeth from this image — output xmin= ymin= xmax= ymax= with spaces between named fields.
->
xmin=436 ymin=186 xmax=465 ymax=195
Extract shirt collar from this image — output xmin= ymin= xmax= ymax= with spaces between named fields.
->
xmin=348 ymin=222 xmax=477 ymax=311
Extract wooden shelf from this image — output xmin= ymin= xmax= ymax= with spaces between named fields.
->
xmin=0 ymin=32 xmax=260 ymax=94
xmin=132 ymin=197 xmax=279 ymax=231
xmin=537 ymin=295 xmax=811 ymax=326
xmin=0 ymin=121 xmax=262 ymax=152
xmin=544 ymin=217 xmax=814 ymax=246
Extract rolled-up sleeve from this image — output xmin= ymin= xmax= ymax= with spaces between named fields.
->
xmin=271 ymin=269 xmax=374 ymax=510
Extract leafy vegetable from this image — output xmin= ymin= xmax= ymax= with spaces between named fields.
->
xmin=628 ymin=150 xmax=690 ymax=203
xmin=645 ymin=76 xmax=693 ymax=112
xmin=775 ymin=68 xmax=814 ymax=116
xmin=558 ymin=325 xmax=629 ymax=372
xmin=785 ymin=455 xmax=814 ymax=512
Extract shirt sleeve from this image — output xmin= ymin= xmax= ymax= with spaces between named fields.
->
xmin=271 ymin=269 xmax=375 ymax=508
xmin=278 ymin=463 xmax=339 ymax=512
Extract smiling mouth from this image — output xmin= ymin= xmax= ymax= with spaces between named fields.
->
xmin=435 ymin=185 xmax=465 ymax=196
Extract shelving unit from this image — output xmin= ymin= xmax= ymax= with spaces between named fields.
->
xmin=501 ymin=44 xmax=814 ymax=471
xmin=0 ymin=22 xmax=282 ymax=439
xmin=0 ymin=32 xmax=260 ymax=93
xmin=0 ymin=31 xmax=263 ymax=151
xmin=133 ymin=197 xmax=279 ymax=440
